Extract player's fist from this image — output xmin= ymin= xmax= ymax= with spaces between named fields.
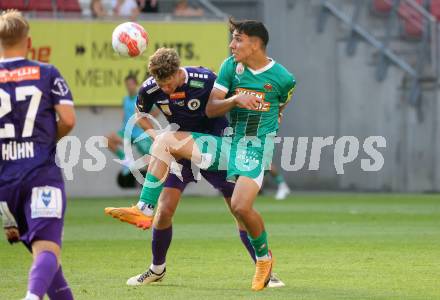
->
xmin=234 ymin=94 xmax=262 ymax=110
xmin=4 ymin=226 xmax=20 ymax=244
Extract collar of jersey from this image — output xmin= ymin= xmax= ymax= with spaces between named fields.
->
xmin=0 ymin=56 xmax=25 ymax=63
xmin=247 ymin=58 xmax=275 ymax=75
xmin=181 ymin=67 xmax=189 ymax=84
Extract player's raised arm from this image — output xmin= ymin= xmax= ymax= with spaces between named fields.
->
xmin=54 ymin=104 xmax=76 ymax=140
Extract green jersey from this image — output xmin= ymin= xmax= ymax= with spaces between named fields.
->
xmin=214 ymin=56 xmax=296 ymax=137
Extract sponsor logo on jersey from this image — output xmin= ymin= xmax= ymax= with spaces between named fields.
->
xmin=264 ymin=83 xmax=273 ymax=92
xmin=170 ymin=92 xmax=186 ymax=99
xmin=188 ymin=99 xmax=201 ymax=110
xmin=160 ymin=104 xmax=172 ymax=115
xmin=235 ymin=88 xmax=270 ymax=112
xmin=236 ymin=63 xmax=244 ymax=75
xmin=0 ymin=66 xmax=40 ymax=83
xmin=189 ymin=80 xmax=205 ymax=89
xmin=176 ymin=100 xmax=185 ymax=106
xmin=235 ymin=88 xmax=270 ymax=111
xmin=146 ymin=85 xmax=160 ymax=94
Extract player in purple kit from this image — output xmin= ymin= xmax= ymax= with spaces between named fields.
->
xmin=105 ymin=48 xmax=284 ymax=287
xmin=0 ymin=11 xmax=75 ymax=300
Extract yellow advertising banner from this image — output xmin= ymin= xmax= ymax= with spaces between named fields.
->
xmin=28 ymin=21 xmax=229 ymax=106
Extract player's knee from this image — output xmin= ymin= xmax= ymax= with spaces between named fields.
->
xmin=32 ymin=240 xmax=61 ymax=263
xmin=156 ymin=205 xmax=175 ymax=221
xmin=230 ymin=203 xmax=251 ymax=220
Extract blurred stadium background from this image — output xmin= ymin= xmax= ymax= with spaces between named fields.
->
xmin=3 ymin=0 xmax=440 ymax=196
xmin=1 ymin=0 xmax=440 ymax=299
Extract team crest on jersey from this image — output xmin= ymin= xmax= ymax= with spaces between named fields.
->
xmin=264 ymin=83 xmax=273 ymax=92
xmin=51 ymin=77 xmax=70 ymax=96
xmin=235 ymin=88 xmax=270 ymax=112
xmin=188 ymin=99 xmax=201 ymax=110
xmin=236 ymin=63 xmax=244 ymax=75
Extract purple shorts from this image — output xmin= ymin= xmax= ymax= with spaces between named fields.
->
xmin=164 ymin=159 xmax=235 ymax=198
xmin=0 ymin=172 xmax=66 ymax=248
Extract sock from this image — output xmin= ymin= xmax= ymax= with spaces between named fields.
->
xmin=27 ymin=251 xmax=58 ymax=299
xmin=274 ymin=174 xmax=285 ymax=185
xmin=152 ymin=226 xmax=173 ymax=267
xmin=115 ymin=148 xmax=125 ymax=160
xmin=150 ymin=263 xmax=166 ymax=274
xmin=47 ymin=266 xmax=73 ymax=300
xmin=248 ymin=230 xmax=269 ymax=259
xmin=138 ymin=173 xmax=164 ymax=216
xmin=24 ymin=292 xmax=39 ymax=300
xmin=239 ymin=230 xmax=256 ymax=263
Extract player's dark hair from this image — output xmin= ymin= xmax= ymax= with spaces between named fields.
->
xmin=124 ymin=74 xmax=138 ymax=84
xmin=228 ymin=18 xmax=269 ymax=48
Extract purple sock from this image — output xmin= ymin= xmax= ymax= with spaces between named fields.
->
xmin=152 ymin=226 xmax=173 ymax=265
xmin=239 ymin=230 xmax=256 ymax=263
xmin=47 ymin=266 xmax=73 ymax=300
xmin=28 ymin=251 xmax=58 ymax=298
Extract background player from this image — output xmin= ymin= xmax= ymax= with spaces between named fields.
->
xmin=105 ymin=48 xmax=284 ymax=287
xmin=0 ymin=10 xmax=75 ymax=300
xmin=106 ymin=74 xmax=155 ymax=184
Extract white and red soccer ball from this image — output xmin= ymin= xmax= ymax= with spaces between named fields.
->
xmin=112 ymin=22 xmax=148 ymax=57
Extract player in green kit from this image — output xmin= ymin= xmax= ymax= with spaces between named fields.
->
xmin=109 ymin=18 xmax=296 ymax=291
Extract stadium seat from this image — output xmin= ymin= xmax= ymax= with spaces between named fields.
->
xmin=27 ymin=0 xmax=54 ymax=11
xmin=56 ymin=0 xmax=82 ymax=12
xmin=372 ymin=0 xmax=393 ymax=14
xmin=0 ymin=0 xmax=27 ymax=11
xmin=430 ymin=0 xmax=440 ymax=21
xmin=398 ymin=0 xmax=423 ymax=38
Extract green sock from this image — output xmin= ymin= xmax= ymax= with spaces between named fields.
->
xmin=139 ymin=173 xmax=164 ymax=208
xmin=248 ymin=230 xmax=269 ymax=258
xmin=115 ymin=148 xmax=125 ymax=160
xmin=274 ymin=174 xmax=285 ymax=184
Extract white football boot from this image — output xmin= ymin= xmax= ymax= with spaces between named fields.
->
xmin=126 ymin=268 xmax=166 ymax=286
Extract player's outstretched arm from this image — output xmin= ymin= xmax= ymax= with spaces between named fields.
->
xmin=55 ymin=104 xmax=76 ymax=141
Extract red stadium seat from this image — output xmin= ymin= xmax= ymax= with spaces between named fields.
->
xmin=372 ymin=0 xmax=393 ymax=13
xmin=56 ymin=0 xmax=82 ymax=12
xmin=0 ymin=0 xmax=27 ymax=11
xmin=27 ymin=0 xmax=54 ymax=12
xmin=398 ymin=0 xmax=423 ymax=38
xmin=430 ymin=0 xmax=440 ymax=21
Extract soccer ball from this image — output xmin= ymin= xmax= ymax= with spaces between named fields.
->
xmin=112 ymin=22 xmax=148 ymax=57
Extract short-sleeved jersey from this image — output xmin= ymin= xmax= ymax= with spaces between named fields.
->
xmin=214 ymin=56 xmax=296 ymax=137
xmin=0 ymin=57 xmax=73 ymax=185
xmin=137 ymin=66 xmax=228 ymax=135
xmin=121 ymin=95 xmax=143 ymax=138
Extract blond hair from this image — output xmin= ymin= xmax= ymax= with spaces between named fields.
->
xmin=0 ymin=10 xmax=29 ymax=48
xmin=148 ymin=48 xmax=180 ymax=82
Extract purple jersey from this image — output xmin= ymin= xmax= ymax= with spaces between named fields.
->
xmin=0 ymin=57 xmax=73 ymax=185
xmin=137 ymin=66 xmax=228 ymax=135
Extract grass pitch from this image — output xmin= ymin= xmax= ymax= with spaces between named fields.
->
xmin=1 ymin=193 xmax=440 ymax=299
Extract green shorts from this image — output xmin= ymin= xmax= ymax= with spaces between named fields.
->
xmin=191 ymin=132 xmax=276 ymax=185
xmin=117 ymin=130 xmax=153 ymax=155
